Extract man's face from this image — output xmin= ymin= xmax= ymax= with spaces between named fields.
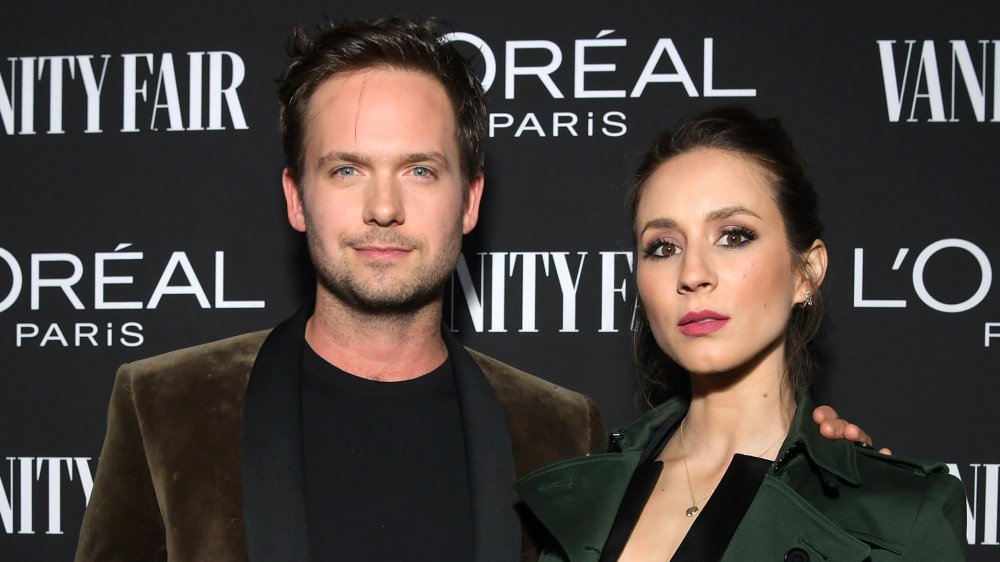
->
xmin=283 ymin=68 xmax=483 ymax=314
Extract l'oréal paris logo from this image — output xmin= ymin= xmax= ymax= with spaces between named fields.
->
xmin=853 ymin=238 xmax=999 ymax=347
xmin=0 ymin=244 xmax=264 ymax=348
xmin=444 ymin=30 xmax=757 ymax=139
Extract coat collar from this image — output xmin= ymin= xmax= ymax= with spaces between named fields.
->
xmin=514 ymin=395 xmax=688 ymax=562
xmin=773 ymin=393 xmax=862 ymax=485
xmin=241 ymin=305 xmax=520 ymax=562
xmin=515 ymin=393 xmax=866 ymax=562
xmin=595 ymin=392 xmax=862 ymax=485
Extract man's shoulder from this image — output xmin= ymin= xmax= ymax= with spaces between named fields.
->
xmin=465 ymin=347 xmax=605 ymax=460
xmin=465 ymin=347 xmax=591 ymax=407
xmin=118 ymin=329 xmax=272 ymax=388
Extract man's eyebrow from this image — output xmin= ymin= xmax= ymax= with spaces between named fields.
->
xmin=314 ymin=151 xmax=452 ymax=170
xmin=400 ymin=152 xmax=451 ymax=168
xmin=705 ymin=206 xmax=761 ymax=221
xmin=315 ymin=151 xmax=369 ymax=170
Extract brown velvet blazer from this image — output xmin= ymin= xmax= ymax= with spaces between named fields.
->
xmin=75 ymin=306 xmax=605 ymax=562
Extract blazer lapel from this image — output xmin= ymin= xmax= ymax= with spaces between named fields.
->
xmin=242 ymin=306 xmax=312 ymax=562
xmin=443 ymin=327 xmax=521 ymax=562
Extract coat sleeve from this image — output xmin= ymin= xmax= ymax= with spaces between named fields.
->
xmin=901 ymin=471 xmax=968 ymax=561
xmin=75 ymin=364 xmax=167 ymax=562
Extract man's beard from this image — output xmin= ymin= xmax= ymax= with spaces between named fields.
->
xmin=305 ymin=215 xmax=463 ymax=317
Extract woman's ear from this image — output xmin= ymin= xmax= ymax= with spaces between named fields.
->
xmin=796 ymin=239 xmax=828 ymax=301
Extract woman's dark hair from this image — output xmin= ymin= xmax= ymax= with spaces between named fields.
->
xmin=628 ymin=107 xmax=824 ymax=407
xmin=277 ymin=17 xmax=487 ymax=185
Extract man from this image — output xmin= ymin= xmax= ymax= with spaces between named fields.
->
xmin=75 ymin=17 xmax=868 ymax=562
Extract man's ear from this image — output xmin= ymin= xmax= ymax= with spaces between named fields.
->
xmin=796 ymin=239 xmax=828 ymax=303
xmin=462 ymin=173 xmax=485 ymax=235
xmin=282 ymin=168 xmax=306 ymax=233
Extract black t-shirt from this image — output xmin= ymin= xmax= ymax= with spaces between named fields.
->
xmin=301 ymin=344 xmax=474 ymax=561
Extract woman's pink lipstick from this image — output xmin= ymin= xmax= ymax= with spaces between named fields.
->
xmin=678 ymin=310 xmax=730 ymax=336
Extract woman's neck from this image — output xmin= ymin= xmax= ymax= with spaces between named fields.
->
xmin=682 ymin=346 xmax=796 ymax=463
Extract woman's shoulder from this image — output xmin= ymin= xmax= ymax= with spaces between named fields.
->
xmin=787 ymin=394 xmax=962 ymax=512
xmin=852 ymin=447 xmax=967 ymax=529
xmin=853 ymin=446 xmax=956 ymax=482
xmin=773 ymin=395 xmax=967 ymax=558
xmin=778 ymin=442 xmax=967 ymax=558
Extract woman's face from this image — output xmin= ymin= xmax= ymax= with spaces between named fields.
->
xmin=635 ymin=147 xmax=811 ymax=376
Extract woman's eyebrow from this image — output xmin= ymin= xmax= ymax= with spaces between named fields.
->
xmin=639 ymin=217 xmax=677 ymax=237
xmin=705 ymin=205 xmax=761 ymax=221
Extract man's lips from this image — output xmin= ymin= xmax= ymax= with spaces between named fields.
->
xmin=353 ymin=246 xmax=412 ymax=259
xmin=677 ymin=310 xmax=730 ymax=336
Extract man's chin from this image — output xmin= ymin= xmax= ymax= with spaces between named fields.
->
xmin=318 ymin=277 xmax=445 ymax=316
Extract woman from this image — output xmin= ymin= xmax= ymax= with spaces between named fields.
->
xmin=516 ymin=108 xmax=967 ymax=561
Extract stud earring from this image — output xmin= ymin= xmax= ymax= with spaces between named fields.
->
xmin=802 ymin=290 xmax=814 ymax=307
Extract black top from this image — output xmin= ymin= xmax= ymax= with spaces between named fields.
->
xmin=599 ymin=419 xmax=771 ymax=562
xmin=301 ymin=344 xmax=474 ymax=561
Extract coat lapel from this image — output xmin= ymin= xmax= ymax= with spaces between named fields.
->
xmin=723 ymin=477 xmax=871 ymax=561
xmin=722 ymin=394 xmax=869 ymax=561
xmin=443 ymin=327 xmax=522 ymax=562
xmin=241 ymin=306 xmax=312 ymax=562
xmin=516 ymin=397 xmax=688 ymax=562
xmin=518 ymin=452 xmax=644 ymax=562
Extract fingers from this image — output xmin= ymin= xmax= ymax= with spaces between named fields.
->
xmin=842 ymin=423 xmax=873 ymax=446
xmin=812 ymin=405 xmax=874 ymax=447
xmin=813 ymin=405 xmax=845 ymax=439
xmin=812 ymin=405 xmax=837 ymax=422
xmin=819 ymin=418 xmax=847 ymax=439
xmin=812 ymin=405 xmax=838 ymax=426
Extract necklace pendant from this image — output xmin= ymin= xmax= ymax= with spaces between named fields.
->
xmin=685 ymin=506 xmax=699 ymax=517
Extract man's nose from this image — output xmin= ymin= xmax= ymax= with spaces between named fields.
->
xmin=363 ymin=176 xmax=404 ymax=227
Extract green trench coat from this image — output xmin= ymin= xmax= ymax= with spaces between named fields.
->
xmin=515 ymin=395 xmax=967 ymax=561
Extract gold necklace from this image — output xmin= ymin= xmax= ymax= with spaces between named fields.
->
xmin=678 ymin=418 xmax=786 ymax=517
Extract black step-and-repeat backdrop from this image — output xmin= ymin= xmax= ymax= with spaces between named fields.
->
xmin=1 ymin=2 xmax=996 ymax=559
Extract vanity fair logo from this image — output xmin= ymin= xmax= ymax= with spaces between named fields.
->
xmin=444 ymin=30 xmax=756 ymax=139
xmin=0 ymin=51 xmax=248 ymax=135
xmin=0 ymin=244 xmax=265 ymax=347
xmin=0 ymin=456 xmax=93 ymax=535
xmin=447 ymin=250 xmax=640 ymax=334
xmin=853 ymin=239 xmax=998 ymax=347
xmin=948 ymin=463 xmax=1000 ymax=546
xmin=878 ymin=39 xmax=1000 ymax=123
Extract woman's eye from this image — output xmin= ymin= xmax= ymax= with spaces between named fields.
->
xmin=718 ymin=228 xmax=757 ymax=247
xmin=646 ymin=240 xmax=680 ymax=258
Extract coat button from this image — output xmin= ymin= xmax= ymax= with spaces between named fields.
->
xmin=784 ymin=547 xmax=810 ymax=562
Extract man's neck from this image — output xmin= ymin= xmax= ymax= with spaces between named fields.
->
xmin=304 ymin=291 xmax=448 ymax=382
